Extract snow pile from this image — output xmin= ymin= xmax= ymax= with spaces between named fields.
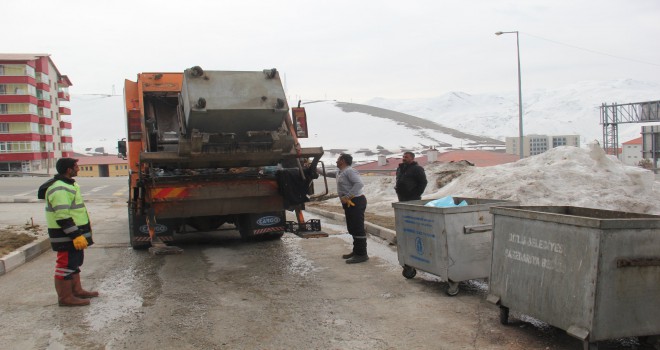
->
xmin=362 ymin=142 xmax=660 ymax=215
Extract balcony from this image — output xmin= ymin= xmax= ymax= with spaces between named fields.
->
xmin=60 ymin=120 xmax=72 ymax=129
xmin=39 ymin=116 xmax=52 ymax=125
xmin=36 ymin=82 xmax=50 ymax=91
xmin=61 ymin=135 xmax=73 ymax=143
xmin=0 ymin=76 xmax=37 ymax=85
xmin=0 ymin=152 xmax=46 ymax=161
xmin=0 ymin=133 xmax=40 ymax=142
xmin=57 ymin=75 xmax=72 ymax=87
xmin=37 ymin=100 xmax=51 ymax=108
xmin=59 ymin=106 xmax=71 ymax=115
xmin=57 ymin=91 xmax=70 ymax=101
xmin=0 ymin=95 xmax=38 ymax=104
xmin=2 ymin=115 xmax=39 ymax=123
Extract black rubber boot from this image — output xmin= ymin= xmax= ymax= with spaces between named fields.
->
xmin=346 ymin=255 xmax=369 ymax=264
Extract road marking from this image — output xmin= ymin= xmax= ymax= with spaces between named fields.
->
xmin=83 ymin=185 xmax=110 ymax=195
xmin=113 ymin=188 xmax=128 ymax=196
xmin=13 ymin=190 xmax=36 ymax=197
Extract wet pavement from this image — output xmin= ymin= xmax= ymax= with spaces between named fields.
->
xmin=0 ymin=187 xmax=657 ymax=349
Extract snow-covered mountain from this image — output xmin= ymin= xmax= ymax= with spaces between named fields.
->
xmin=367 ymin=79 xmax=660 ymax=146
xmin=68 ymin=79 xmax=660 ymax=161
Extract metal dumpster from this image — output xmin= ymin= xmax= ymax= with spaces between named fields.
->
xmin=392 ymin=197 xmax=514 ymax=296
xmin=487 ymin=206 xmax=660 ymax=350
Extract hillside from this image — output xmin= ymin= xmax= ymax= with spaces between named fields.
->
xmin=367 ymin=79 xmax=660 ymax=145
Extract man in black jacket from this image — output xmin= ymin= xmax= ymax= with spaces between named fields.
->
xmin=395 ymin=152 xmax=428 ymax=201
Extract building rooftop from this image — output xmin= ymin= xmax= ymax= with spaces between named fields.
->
xmin=354 ymin=150 xmax=519 ymax=173
xmin=74 ymin=154 xmax=127 ymax=166
xmin=0 ymin=53 xmax=50 ymax=61
xmin=623 ymin=137 xmax=643 ymax=145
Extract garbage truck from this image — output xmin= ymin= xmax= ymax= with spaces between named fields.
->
xmin=117 ymin=67 xmax=325 ymax=251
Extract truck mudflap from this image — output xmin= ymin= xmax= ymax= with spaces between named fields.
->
xmin=238 ymin=212 xmax=287 ymax=240
xmin=129 ymin=206 xmax=177 ymax=249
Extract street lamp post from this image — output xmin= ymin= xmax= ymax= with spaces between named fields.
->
xmin=495 ymin=31 xmax=524 ymax=159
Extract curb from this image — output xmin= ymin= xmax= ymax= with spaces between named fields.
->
xmin=305 ymin=207 xmax=397 ymax=245
xmin=0 ymin=236 xmax=50 ymax=276
xmin=0 ymin=196 xmax=40 ymax=203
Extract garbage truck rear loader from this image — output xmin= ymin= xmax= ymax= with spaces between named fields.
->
xmin=118 ymin=67 xmax=324 ymax=250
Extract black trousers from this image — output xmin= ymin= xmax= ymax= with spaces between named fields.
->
xmin=342 ymin=195 xmax=367 ymax=255
xmin=396 ymin=192 xmax=421 ymax=202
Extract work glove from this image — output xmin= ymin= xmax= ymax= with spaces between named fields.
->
xmin=72 ymin=235 xmax=88 ymax=250
xmin=341 ymin=196 xmax=355 ymax=207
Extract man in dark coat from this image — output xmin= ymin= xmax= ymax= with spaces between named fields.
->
xmin=395 ymin=152 xmax=428 ymax=201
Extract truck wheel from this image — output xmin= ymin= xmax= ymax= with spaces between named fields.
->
xmin=402 ymin=266 xmax=417 ymax=279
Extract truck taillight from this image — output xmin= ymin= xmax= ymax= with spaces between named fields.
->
xmin=292 ymin=107 xmax=308 ymax=138
xmin=128 ymin=117 xmax=142 ymax=141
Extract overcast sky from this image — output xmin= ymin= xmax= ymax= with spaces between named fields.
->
xmin=4 ymin=0 xmax=660 ymax=102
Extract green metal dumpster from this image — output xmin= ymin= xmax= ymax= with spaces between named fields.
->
xmin=487 ymin=206 xmax=660 ymax=350
xmin=392 ymin=197 xmax=514 ymax=296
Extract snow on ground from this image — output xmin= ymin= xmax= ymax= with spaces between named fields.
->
xmin=360 ymin=142 xmax=660 ymax=216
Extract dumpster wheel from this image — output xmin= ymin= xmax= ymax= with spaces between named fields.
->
xmin=402 ymin=266 xmax=416 ymax=279
xmin=446 ymin=281 xmax=460 ymax=296
xmin=499 ymin=306 xmax=509 ymax=325
xmin=583 ymin=340 xmax=598 ymax=350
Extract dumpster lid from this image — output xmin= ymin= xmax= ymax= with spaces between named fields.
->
xmin=490 ymin=206 xmax=660 ymax=229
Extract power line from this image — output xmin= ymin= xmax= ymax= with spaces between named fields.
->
xmin=77 ymin=94 xmax=121 ymax=97
xmin=522 ymin=32 xmax=660 ymax=67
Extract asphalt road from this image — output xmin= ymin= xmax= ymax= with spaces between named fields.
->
xmin=0 ymin=176 xmax=128 ymax=201
xmin=0 ymin=177 xmax=654 ymax=350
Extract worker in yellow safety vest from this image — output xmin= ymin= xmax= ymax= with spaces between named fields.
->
xmin=38 ymin=158 xmax=99 ymax=306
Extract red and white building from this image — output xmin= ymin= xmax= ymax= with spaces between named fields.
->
xmin=0 ymin=53 xmax=73 ymax=173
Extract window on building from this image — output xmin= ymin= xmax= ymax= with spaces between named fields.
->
xmin=0 ymin=84 xmax=33 ymax=96
xmin=530 ymin=137 xmax=548 ymax=156
xmin=0 ymin=64 xmax=34 ymax=77
xmin=0 ymin=123 xmax=8 ymax=133
xmin=0 ymin=141 xmax=37 ymax=153
xmin=552 ymin=137 xmax=567 ymax=148
xmin=36 ymin=90 xmax=51 ymax=101
xmin=36 ymin=72 xmax=50 ymax=85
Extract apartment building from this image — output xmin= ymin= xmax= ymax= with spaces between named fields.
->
xmin=506 ymin=134 xmax=580 ymax=157
xmin=0 ymin=54 xmax=73 ymax=173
